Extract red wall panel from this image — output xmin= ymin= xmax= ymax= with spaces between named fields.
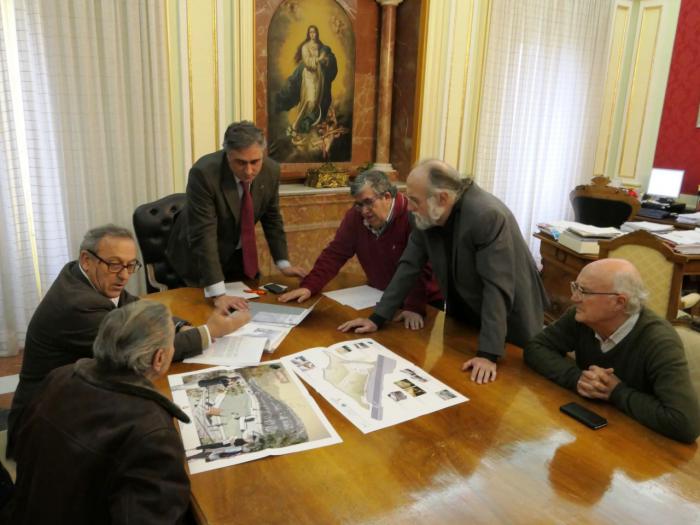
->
xmin=653 ymin=0 xmax=700 ymax=196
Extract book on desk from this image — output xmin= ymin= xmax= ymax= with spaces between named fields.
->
xmin=557 ymin=230 xmax=610 ymax=254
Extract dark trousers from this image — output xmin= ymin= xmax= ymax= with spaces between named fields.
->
xmin=222 ymin=249 xmax=259 ymax=282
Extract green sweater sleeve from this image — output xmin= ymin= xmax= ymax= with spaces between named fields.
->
xmin=609 ymin=328 xmax=700 ymax=444
xmin=524 ymin=308 xmax=582 ymax=391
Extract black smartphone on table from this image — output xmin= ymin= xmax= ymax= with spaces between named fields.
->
xmin=560 ymin=402 xmax=608 ymax=430
xmin=262 ymin=283 xmax=288 ymax=294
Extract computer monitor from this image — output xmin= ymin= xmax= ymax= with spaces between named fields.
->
xmin=646 ymin=168 xmax=684 ymax=200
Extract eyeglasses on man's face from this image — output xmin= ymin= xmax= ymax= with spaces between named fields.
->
xmin=570 ymin=281 xmax=619 ymax=298
xmin=353 ymin=195 xmax=381 ymax=211
xmin=87 ymin=249 xmax=142 ymax=274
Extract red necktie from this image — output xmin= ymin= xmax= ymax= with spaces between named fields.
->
xmin=240 ymin=182 xmax=258 ymax=279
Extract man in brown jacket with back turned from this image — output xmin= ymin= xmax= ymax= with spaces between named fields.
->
xmin=3 ymin=301 xmax=193 ymax=524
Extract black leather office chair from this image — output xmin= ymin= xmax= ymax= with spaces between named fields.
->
xmin=569 ymin=177 xmax=640 ymax=228
xmin=133 ymin=193 xmax=186 ymax=293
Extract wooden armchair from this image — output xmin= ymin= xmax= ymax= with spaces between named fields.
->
xmin=569 ymin=177 xmax=640 ymax=228
xmin=598 ymin=230 xmax=688 ymax=321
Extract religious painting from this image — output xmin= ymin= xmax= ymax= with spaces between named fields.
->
xmin=267 ymin=0 xmax=355 ymax=163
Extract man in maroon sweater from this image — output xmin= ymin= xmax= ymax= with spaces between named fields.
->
xmin=279 ymin=170 xmax=442 ymax=329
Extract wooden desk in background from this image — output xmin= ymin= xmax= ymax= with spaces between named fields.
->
xmin=631 ymin=213 xmax=697 ymax=230
xmin=534 ymin=232 xmax=597 ymax=323
xmin=149 ymin=275 xmax=700 ymax=525
xmin=535 ymin=232 xmax=700 ymax=323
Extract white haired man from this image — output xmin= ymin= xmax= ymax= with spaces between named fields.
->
xmin=3 ymin=301 xmax=192 ymax=523
xmin=340 ymin=159 xmax=547 ymax=384
xmin=525 ymin=258 xmax=700 ymax=443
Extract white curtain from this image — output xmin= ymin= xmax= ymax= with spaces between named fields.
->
xmin=0 ymin=0 xmax=173 ymax=356
xmin=474 ymin=0 xmax=613 ymax=255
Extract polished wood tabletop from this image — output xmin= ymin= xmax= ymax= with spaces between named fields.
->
xmin=150 ymin=275 xmax=700 ymax=525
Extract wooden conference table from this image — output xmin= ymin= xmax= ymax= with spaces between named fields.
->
xmin=150 ymin=275 xmax=700 ymax=525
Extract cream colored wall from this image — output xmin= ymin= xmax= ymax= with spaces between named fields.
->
xmin=415 ymin=0 xmax=490 ymax=177
xmin=414 ymin=0 xmax=680 ymax=196
xmin=165 ymin=0 xmax=255 ymax=191
xmin=594 ymin=1 xmax=633 ymax=178
xmin=167 ymin=0 xmax=680 ymax=198
xmin=595 ymin=0 xmax=681 ymax=190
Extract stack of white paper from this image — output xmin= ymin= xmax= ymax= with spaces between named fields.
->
xmin=656 ymin=228 xmax=700 ymax=254
xmin=323 ymin=285 xmax=384 ymax=310
xmin=184 ymin=334 xmax=266 ymax=366
xmin=224 ymin=281 xmax=261 ymax=300
xmin=621 ymin=221 xmax=674 ymax=233
xmin=677 ymin=212 xmax=700 ymax=225
xmin=537 ymin=220 xmax=580 ymax=240
xmin=565 ymin=224 xmax=622 ymax=238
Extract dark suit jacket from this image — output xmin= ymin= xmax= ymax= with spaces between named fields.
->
xmin=166 ymin=151 xmax=288 ymax=287
xmin=4 ymin=359 xmax=191 ymax=524
xmin=374 ymin=182 xmax=547 ymax=357
xmin=7 ymin=261 xmax=202 ymax=455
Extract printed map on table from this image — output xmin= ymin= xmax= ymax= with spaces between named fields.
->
xmin=169 ymin=362 xmax=341 ymax=474
xmin=282 ymin=338 xmax=468 ymax=433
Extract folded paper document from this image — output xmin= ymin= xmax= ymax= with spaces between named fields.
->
xmin=283 ymin=338 xmax=468 ymax=433
xmin=169 ymin=362 xmax=341 ymax=473
xmin=246 ymin=299 xmax=319 ymax=325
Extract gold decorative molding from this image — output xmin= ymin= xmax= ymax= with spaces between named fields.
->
xmin=412 ymin=0 xmax=431 ymax=165
xmin=212 ymin=0 xmax=219 ymax=146
xmin=185 ymin=0 xmax=195 ymax=163
xmin=594 ymin=1 xmax=631 ymax=177
xmin=414 ymin=0 xmax=489 ymax=174
xmin=617 ymin=4 xmax=662 ymax=180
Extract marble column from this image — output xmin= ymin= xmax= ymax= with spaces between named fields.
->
xmin=372 ymin=0 xmax=403 ymax=176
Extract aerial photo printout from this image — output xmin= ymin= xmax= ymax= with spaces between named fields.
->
xmin=282 ymin=338 xmax=468 ymax=433
xmin=169 ymin=362 xmax=341 ymax=474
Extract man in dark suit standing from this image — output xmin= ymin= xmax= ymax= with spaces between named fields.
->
xmin=167 ymin=121 xmax=306 ymax=312
xmin=340 ymin=159 xmax=547 ymax=385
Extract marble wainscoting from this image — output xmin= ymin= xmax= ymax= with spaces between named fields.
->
xmin=254 ymin=185 xmax=364 ymax=277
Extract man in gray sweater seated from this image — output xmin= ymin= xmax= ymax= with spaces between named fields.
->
xmin=525 ymin=258 xmax=699 ymax=443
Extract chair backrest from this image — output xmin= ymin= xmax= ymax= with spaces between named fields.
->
xmin=674 ymin=325 xmax=700 ymax=402
xmin=569 ymin=178 xmax=640 ymax=228
xmin=598 ymin=230 xmax=688 ymax=321
xmin=132 ymin=193 xmax=186 ymax=293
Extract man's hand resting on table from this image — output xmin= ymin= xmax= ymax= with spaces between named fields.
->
xmin=393 ymin=310 xmax=424 ymax=330
xmin=577 ymin=365 xmax=620 ymax=401
xmin=206 ymin=309 xmax=252 ymax=339
xmin=213 ymin=295 xmax=249 ymax=313
xmin=278 ymin=287 xmax=311 ymax=303
xmin=279 ymin=266 xmax=308 ymax=278
xmin=462 ymin=357 xmax=497 ymax=384
xmin=338 ymin=318 xmax=378 ymax=333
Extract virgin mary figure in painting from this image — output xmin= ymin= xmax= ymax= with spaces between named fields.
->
xmin=276 ymin=25 xmax=338 ymax=135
